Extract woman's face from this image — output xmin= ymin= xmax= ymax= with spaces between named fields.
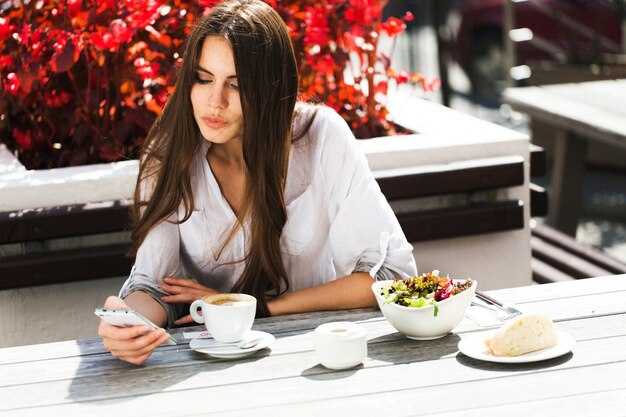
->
xmin=191 ymin=36 xmax=244 ymax=146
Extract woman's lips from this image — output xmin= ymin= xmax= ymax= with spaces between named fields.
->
xmin=202 ymin=116 xmax=228 ymax=129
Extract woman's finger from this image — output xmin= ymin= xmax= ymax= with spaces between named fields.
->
xmin=106 ymin=329 xmax=169 ymax=357
xmin=161 ymin=292 xmax=206 ymax=304
xmin=163 ymin=277 xmax=208 ymax=290
xmin=162 ymin=277 xmax=217 ymax=293
xmin=160 ymin=283 xmax=208 ymax=296
xmin=160 ymin=283 xmax=195 ymax=295
xmin=99 ymin=322 xmax=148 ymax=341
xmin=116 ymin=333 xmax=169 ymax=365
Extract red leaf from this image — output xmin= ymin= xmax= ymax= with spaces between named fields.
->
xmin=52 ymin=41 xmax=78 ymax=73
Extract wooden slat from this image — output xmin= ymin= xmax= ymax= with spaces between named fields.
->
xmin=0 ymin=201 xmax=131 ymax=244
xmin=375 ymin=156 xmax=524 ymax=200
xmin=489 ymin=274 xmax=626 ymax=305
xmin=530 ymin=182 xmax=548 ymax=217
xmin=531 ymin=236 xmax=613 ymax=279
xmin=397 ymin=200 xmax=524 ymax=242
xmin=529 ymin=144 xmax=547 ymax=177
xmin=531 ymin=257 xmax=577 ymax=284
xmin=0 ymin=244 xmax=133 ymax=290
xmin=207 ymin=361 xmax=626 ymax=417
xmin=532 ymin=223 xmax=626 ymax=274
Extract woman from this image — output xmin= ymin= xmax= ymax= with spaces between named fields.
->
xmin=99 ymin=0 xmax=416 ymax=365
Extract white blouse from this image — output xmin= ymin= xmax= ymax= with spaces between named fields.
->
xmin=120 ymin=105 xmax=417 ymax=325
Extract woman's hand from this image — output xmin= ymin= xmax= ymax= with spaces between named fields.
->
xmin=98 ymin=296 xmax=171 ymax=366
xmin=160 ymin=277 xmax=218 ymax=325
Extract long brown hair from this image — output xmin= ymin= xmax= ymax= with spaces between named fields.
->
xmin=131 ymin=0 xmax=307 ymax=316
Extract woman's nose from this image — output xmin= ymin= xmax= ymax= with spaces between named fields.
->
xmin=208 ymin=85 xmax=227 ymax=109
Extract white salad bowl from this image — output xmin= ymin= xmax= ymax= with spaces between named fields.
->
xmin=371 ymin=279 xmax=477 ymax=340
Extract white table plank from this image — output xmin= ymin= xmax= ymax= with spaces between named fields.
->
xmin=2 ymin=319 xmax=625 ymax=413
xmin=0 ymin=308 xmax=383 ymax=366
xmin=487 ymin=274 xmax=626 ymax=303
xmin=3 ymin=335 xmax=625 ymax=417
xmin=503 ymin=80 xmax=626 ymax=149
xmin=209 ymin=364 xmax=626 ymax=417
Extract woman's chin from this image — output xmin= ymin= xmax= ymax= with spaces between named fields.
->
xmin=200 ymin=129 xmax=242 ymax=146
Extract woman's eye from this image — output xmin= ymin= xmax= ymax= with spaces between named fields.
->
xmin=228 ymin=82 xmax=239 ymax=90
xmin=195 ymin=75 xmax=212 ymax=85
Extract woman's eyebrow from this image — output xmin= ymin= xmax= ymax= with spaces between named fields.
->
xmin=196 ymin=65 xmax=237 ymax=79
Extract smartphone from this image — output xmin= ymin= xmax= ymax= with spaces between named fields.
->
xmin=94 ymin=308 xmax=177 ymax=346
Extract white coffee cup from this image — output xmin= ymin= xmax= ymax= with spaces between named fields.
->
xmin=190 ymin=293 xmax=256 ymax=343
xmin=314 ymin=321 xmax=367 ymax=370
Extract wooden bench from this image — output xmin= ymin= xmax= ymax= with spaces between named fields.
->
xmin=1 ymin=151 xmax=539 ymax=290
xmin=527 ymin=143 xmax=626 ymax=282
xmin=531 ymin=223 xmax=626 ymax=283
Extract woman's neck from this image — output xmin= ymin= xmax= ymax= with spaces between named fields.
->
xmin=207 ymin=140 xmax=245 ymax=172
xmin=206 ymin=140 xmax=247 ymax=216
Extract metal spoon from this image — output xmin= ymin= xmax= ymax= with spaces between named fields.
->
xmin=234 ymin=335 xmax=265 ymax=349
xmin=178 ymin=335 xmax=264 ymax=352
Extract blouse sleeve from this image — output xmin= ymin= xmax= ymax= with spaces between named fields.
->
xmin=318 ymin=108 xmax=418 ymax=280
xmin=118 ymin=175 xmax=186 ymax=327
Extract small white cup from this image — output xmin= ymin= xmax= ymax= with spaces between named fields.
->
xmin=314 ymin=321 xmax=367 ymax=370
xmin=190 ymin=293 xmax=256 ymax=343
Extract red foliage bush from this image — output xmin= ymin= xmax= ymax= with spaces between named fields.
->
xmin=282 ymin=0 xmax=439 ymax=138
xmin=0 ymin=0 xmax=437 ymax=169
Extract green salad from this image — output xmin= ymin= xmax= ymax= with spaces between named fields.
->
xmin=380 ymin=270 xmax=473 ymax=316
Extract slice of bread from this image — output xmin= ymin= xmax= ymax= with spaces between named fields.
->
xmin=485 ymin=313 xmax=558 ymax=357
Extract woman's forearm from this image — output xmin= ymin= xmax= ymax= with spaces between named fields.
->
xmin=123 ymin=291 xmax=169 ymax=327
xmin=267 ymin=272 xmax=377 ymax=316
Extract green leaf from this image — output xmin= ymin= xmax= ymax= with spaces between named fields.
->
xmin=406 ymin=298 xmax=427 ymax=308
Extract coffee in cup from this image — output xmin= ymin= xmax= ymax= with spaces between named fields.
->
xmin=190 ymin=293 xmax=256 ymax=343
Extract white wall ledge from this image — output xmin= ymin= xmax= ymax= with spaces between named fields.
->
xmin=0 ymin=151 xmax=137 ymax=212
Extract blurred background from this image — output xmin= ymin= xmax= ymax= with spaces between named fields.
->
xmin=1 ymin=0 xmax=624 ymax=264
xmin=384 ymin=0 xmax=626 ymax=264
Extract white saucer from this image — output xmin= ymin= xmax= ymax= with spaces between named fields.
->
xmin=189 ymin=330 xmax=275 ymax=359
xmin=458 ymin=330 xmax=576 ymax=363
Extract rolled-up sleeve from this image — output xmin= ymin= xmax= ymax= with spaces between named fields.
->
xmin=319 ymin=109 xmax=417 ymax=280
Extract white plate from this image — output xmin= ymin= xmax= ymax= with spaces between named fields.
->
xmin=189 ymin=330 xmax=275 ymax=359
xmin=458 ymin=330 xmax=576 ymax=363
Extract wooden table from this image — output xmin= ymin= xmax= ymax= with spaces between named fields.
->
xmin=2 ymin=275 xmax=626 ymax=416
xmin=503 ymin=79 xmax=626 ymax=236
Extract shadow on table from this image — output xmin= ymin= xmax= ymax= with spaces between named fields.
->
xmin=300 ymin=363 xmax=364 ymax=380
xmin=66 ymin=340 xmax=267 ymax=404
xmin=455 ymin=351 xmax=574 ymax=371
xmin=367 ymin=332 xmax=462 ymax=364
